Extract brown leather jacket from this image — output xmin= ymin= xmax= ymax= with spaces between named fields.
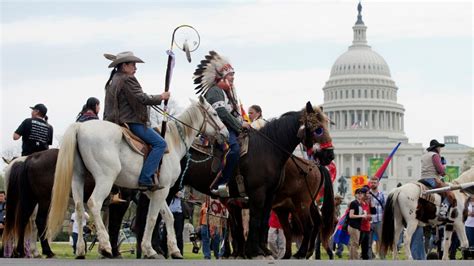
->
xmin=104 ymin=72 xmax=163 ymax=125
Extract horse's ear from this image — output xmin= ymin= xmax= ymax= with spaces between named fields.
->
xmin=319 ymin=105 xmax=324 ymax=112
xmin=306 ymin=101 xmax=314 ymax=113
xmin=2 ymin=157 xmax=9 ymax=164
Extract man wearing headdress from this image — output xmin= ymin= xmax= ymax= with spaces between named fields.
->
xmin=193 ymin=51 xmax=250 ymax=195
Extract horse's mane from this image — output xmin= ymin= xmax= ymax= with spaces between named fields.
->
xmin=452 ymin=166 xmax=474 ymax=185
xmin=250 ymin=111 xmax=301 ymax=154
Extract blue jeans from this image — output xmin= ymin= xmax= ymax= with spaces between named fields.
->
xmin=201 ymin=224 xmax=222 ymax=259
xmin=466 ymin=226 xmax=474 ymax=247
xmin=411 ymin=226 xmax=426 ymax=260
xmin=219 ymin=129 xmax=240 ymax=186
xmin=128 ymin=123 xmax=167 ymax=185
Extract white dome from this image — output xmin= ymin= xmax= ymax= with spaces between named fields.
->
xmin=330 ymin=46 xmax=391 ymax=77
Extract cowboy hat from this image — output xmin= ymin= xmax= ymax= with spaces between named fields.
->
xmin=427 ymin=139 xmax=445 ymax=151
xmin=104 ymin=51 xmax=144 ymax=68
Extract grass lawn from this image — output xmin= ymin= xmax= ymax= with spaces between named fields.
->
xmin=3 ymin=241 xmax=463 ymax=260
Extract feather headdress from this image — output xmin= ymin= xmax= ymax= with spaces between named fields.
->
xmin=193 ymin=51 xmax=234 ymax=95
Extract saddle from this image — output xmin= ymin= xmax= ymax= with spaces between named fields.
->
xmin=191 ymin=133 xmax=249 ymax=198
xmin=415 ymin=180 xmax=458 ymax=223
xmin=121 ymin=124 xmax=170 ymax=157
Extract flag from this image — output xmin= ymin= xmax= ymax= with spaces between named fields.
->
xmin=239 ymin=99 xmax=250 ymax=123
xmin=333 ymin=209 xmax=350 ymax=245
xmin=374 ymin=142 xmax=401 ymax=180
xmin=350 ymin=121 xmax=360 ymax=129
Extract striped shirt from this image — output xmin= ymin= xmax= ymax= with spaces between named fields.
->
xmin=370 ymin=190 xmax=385 ymax=223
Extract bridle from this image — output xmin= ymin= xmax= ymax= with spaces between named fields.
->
xmin=195 ymin=103 xmax=226 ymax=139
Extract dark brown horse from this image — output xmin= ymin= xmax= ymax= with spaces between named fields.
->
xmin=1 ymin=149 xmax=133 ymax=258
xmin=135 ymin=102 xmax=335 ymax=258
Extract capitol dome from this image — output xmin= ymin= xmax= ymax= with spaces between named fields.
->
xmin=330 ymin=47 xmax=391 ymax=77
xmin=322 ymin=2 xmax=407 ymax=144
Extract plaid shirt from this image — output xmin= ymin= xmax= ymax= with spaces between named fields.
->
xmin=370 ymin=190 xmax=385 ymax=223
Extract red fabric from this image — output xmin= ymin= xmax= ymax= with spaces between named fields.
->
xmin=360 ymin=201 xmax=370 ymax=232
xmin=269 ymin=210 xmax=282 ymax=229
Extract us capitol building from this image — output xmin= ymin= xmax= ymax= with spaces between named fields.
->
xmin=321 ymin=3 xmax=473 ymax=193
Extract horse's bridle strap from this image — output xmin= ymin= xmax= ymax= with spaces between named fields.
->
xmin=320 ymin=142 xmax=333 ymax=150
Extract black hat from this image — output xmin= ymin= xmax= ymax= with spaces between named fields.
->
xmin=427 ymin=139 xmax=445 ymax=151
xmin=30 ymin=103 xmax=48 ymax=117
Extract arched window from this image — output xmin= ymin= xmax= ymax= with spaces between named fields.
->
xmin=358 ymin=90 xmax=361 ymax=98
xmin=371 ymin=89 xmax=374 ymax=98
xmin=352 ymin=90 xmax=355 ymax=98
xmin=364 ymin=90 xmax=367 ymax=98
xmin=377 ymin=90 xmax=379 ymax=98
xmin=346 ymin=90 xmax=348 ymax=98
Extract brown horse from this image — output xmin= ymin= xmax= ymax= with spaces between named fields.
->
xmin=272 ymin=156 xmax=335 ymax=259
xmin=1 ymin=149 xmax=133 ymax=258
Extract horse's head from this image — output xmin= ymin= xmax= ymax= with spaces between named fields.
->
xmin=194 ymin=95 xmax=229 ymax=145
xmin=298 ymin=101 xmax=334 ymax=166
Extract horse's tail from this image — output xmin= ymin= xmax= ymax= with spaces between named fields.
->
xmin=319 ymin=165 xmax=335 ymax=247
xmin=1 ymin=160 xmax=27 ymax=248
xmin=380 ymin=187 xmax=400 ymax=256
xmin=46 ymin=123 xmax=81 ymax=241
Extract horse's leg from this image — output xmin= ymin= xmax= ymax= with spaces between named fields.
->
xmin=29 ymin=205 xmax=41 ymax=258
xmin=227 ymin=202 xmax=245 ymax=258
xmin=442 ymin=223 xmax=454 ymax=260
xmin=160 ymin=199 xmax=182 ymax=259
xmin=276 ymin=209 xmax=292 ymax=259
xmin=404 ymin=222 xmax=418 ymax=260
xmin=86 ymin=179 xmax=115 ymax=258
xmin=71 ymin=172 xmax=88 ymax=259
xmin=305 ymin=204 xmax=321 ymax=259
xmin=108 ymin=199 xmax=129 ymax=258
xmin=293 ymin=207 xmax=312 ymax=258
xmin=245 ymin=188 xmax=267 ymax=258
xmin=36 ymin=203 xmax=55 ymax=258
xmin=454 ymin=218 xmax=469 ymax=251
xmin=258 ymin=195 xmax=274 ymax=258
xmin=15 ymin=198 xmax=37 ymax=257
xmin=391 ymin=216 xmax=404 ymax=260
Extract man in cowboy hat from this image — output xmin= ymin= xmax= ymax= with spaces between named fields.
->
xmin=13 ymin=103 xmax=53 ymax=156
xmin=421 ymin=139 xmax=456 ymax=220
xmin=103 ymin=51 xmax=170 ymax=191
xmin=193 ymin=51 xmax=250 ymax=196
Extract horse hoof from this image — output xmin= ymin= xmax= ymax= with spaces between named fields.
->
xmin=170 ymin=251 xmax=183 ymax=259
xmin=75 ymin=255 xmax=86 ymax=259
xmin=265 ymin=255 xmax=274 ymax=260
xmin=144 ymin=253 xmax=165 ymax=259
xmin=99 ymin=249 xmax=113 ymax=259
xmin=252 ymin=255 xmax=266 ymax=260
xmin=46 ymin=253 xmax=56 ymax=258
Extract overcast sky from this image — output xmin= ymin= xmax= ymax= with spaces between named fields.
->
xmin=1 ymin=0 xmax=472 ymax=156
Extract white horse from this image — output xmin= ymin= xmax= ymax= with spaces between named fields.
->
xmin=46 ymin=96 xmax=228 ymax=259
xmin=381 ymin=166 xmax=474 ymax=260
